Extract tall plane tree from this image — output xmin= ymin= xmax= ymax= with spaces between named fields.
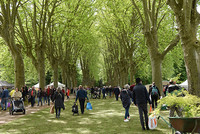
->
xmin=17 ymin=0 xmax=61 ymax=89
xmin=131 ymin=0 xmax=180 ymax=91
xmin=0 ymin=0 xmax=25 ymax=89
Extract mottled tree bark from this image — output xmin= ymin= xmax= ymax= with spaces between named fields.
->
xmin=167 ymin=0 xmax=200 ymax=96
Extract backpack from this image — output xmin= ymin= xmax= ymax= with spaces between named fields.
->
xmin=151 ymin=86 xmax=158 ymax=95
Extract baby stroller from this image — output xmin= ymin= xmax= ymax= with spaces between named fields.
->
xmin=72 ymin=102 xmax=79 ymax=115
xmin=92 ymin=90 xmax=101 ymax=99
xmin=9 ymin=98 xmax=26 ymax=115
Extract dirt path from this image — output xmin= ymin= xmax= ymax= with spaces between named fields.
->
xmin=0 ymin=102 xmax=53 ymax=125
xmin=0 ymin=96 xmax=75 ymax=125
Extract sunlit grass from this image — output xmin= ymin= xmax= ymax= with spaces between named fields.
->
xmin=0 ymin=98 xmax=172 ymax=134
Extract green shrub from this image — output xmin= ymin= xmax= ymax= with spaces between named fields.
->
xmin=155 ymin=90 xmax=200 ymax=117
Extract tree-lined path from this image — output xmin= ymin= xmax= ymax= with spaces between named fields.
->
xmin=0 ymin=1 xmax=200 ymax=133
xmin=1 ymin=0 xmax=199 ymax=96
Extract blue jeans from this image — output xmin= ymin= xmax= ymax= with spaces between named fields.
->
xmin=47 ymin=96 xmax=50 ymax=105
xmin=43 ymin=96 xmax=47 ymax=104
xmin=1 ymin=98 xmax=7 ymax=110
xmin=125 ymin=105 xmax=130 ymax=119
xmin=47 ymin=96 xmax=51 ymax=105
xmin=37 ymin=97 xmax=42 ymax=106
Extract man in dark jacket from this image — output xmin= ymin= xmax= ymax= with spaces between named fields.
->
xmin=149 ymin=82 xmax=160 ymax=110
xmin=75 ymin=85 xmax=89 ymax=114
xmin=114 ymin=86 xmax=120 ymax=101
xmin=133 ymin=78 xmax=152 ymax=130
xmin=52 ymin=87 xmax=65 ymax=118
xmin=166 ymin=80 xmax=183 ymax=117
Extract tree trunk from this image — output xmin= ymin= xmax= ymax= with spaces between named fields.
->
xmin=3 ymin=29 xmax=25 ymax=89
xmin=12 ymin=51 xmax=25 ymax=89
xmin=146 ymin=31 xmax=163 ymax=92
xmin=53 ymin=62 xmax=58 ymax=88
xmin=182 ymin=40 xmax=200 ymax=96
xmin=37 ymin=50 xmax=45 ymax=90
xmin=150 ymin=55 xmax=163 ymax=93
xmin=61 ymin=66 xmax=66 ymax=86
xmin=130 ymin=64 xmax=135 ymax=85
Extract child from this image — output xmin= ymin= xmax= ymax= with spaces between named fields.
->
xmin=120 ymin=84 xmax=133 ymax=122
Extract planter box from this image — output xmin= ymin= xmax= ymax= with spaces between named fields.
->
xmin=169 ymin=117 xmax=200 ymax=133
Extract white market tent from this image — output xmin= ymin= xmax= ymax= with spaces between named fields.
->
xmin=47 ymin=82 xmax=65 ymax=88
xmin=0 ymin=80 xmax=14 ymax=89
xmin=33 ymin=83 xmax=40 ymax=90
xmin=179 ymin=80 xmax=188 ymax=90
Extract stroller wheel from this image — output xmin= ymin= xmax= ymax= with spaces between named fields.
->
xmin=23 ymin=110 xmax=26 ymax=114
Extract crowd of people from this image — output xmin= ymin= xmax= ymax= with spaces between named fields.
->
xmin=0 ymin=78 xmax=183 ymax=130
xmin=0 ymin=85 xmax=71 ymax=111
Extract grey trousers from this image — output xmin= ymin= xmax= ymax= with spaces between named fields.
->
xmin=138 ymin=103 xmax=149 ymax=129
xmin=169 ymin=105 xmax=183 ymax=117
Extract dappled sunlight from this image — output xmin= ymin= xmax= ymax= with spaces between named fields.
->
xmin=64 ymin=128 xmax=73 ymax=131
xmin=153 ymin=127 xmax=170 ymax=133
xmin=95 ymin=102 xmax=105 ymax=106
xmin=90 ymin=109 xmax=123 ymax=118
xmin=41 ymin=111 xmax=49 ymax=114
xmin=0 ymin=98 xmax=171 ymax=133
xmin=47 ymin=119 xmax=67 ymax=124
xmin=6 ymin=129 xmax=22 ymax=134
xmin=77 ymin=117 xmax=102 ymax=125
xmin=76 ymin=128 xmax=92 ymax=134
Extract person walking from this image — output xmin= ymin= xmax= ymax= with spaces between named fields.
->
xmin=133 ymin=78 xmax=152 ymax=130
xmin=51 ymin=86 xmax=56 ymax=102
xmin=1 ymin=87 xmax=9 ymax=111
xmin=46 ymin=86 xmax=52 ymax=106
xmin=52 ymin=87 xmax=65 ymax=118
xmin=43 ymin=88 xmax=47 ymax=104
xmin=102 ymin=86 xmax=106 ymax=99
xmin=29 ymin=87 xmax=36 ymax=107
xmin=114 ymin=86 xmax=120 ymax=101
xmin=149 ymin=82 xmax=160 ymax=110
xmin=120 ymin=84 xmax=133 ymax=122
xmin=166 ymin=80 xmax=183 ymax=117
xmin=37 ymin=88 xmax=43 ymax=106
xmin=75 ymin=85 xmax=89 ymax=114
xmin=66 ymin=88 xmax=70 ymax=99
xmin=21 ymin=87 xmax=26 ymax=101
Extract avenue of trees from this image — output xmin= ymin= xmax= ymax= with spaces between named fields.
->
xmin=0 ymin=0 xmax=199 ymax=96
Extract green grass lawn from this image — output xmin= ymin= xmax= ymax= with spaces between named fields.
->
xmin=0 ymin=98 xmax=172 ymax=134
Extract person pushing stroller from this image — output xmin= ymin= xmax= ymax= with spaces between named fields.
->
xmin=12 ymin=88 xmax=22 ymax=100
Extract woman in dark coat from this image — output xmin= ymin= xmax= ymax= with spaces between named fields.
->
xmin=120 ymin=84 xmax=133 ymax=122
xmin=53 ymin=87 xmax=65 ymax=118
